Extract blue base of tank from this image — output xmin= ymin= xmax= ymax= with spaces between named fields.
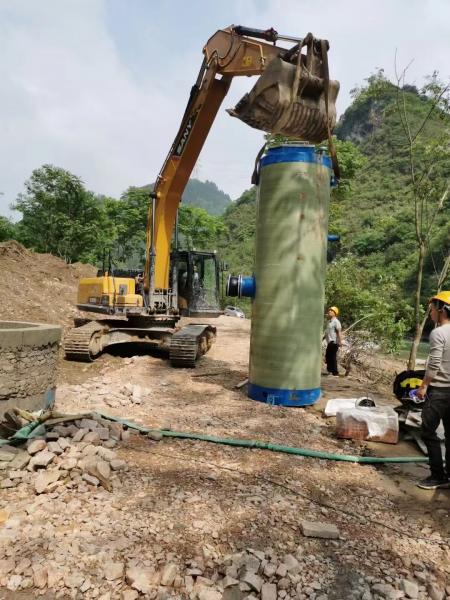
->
xmin=248 ymin=383 xmax=320 ymax=407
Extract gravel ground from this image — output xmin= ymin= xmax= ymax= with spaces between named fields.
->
xmin=0 ymin=316 xmax=449 ymax=600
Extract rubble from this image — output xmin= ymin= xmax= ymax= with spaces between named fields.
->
xmin=300 ymin=520 xmax=340 ymax=539
xmin=0 ymin=316 xmax=448 ymax=599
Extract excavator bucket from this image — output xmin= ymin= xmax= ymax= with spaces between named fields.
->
xmin=227 ymin=36 xmax=339 ymax=143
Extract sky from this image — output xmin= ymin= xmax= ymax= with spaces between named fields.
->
xmin=1 ymin=0 xmax=449 ymax=218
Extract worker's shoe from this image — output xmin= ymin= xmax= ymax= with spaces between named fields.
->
xmin=417 ymin=476 xmax=450 ymax=490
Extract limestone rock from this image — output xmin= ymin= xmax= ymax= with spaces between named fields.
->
xmin=0 ymin=558 xmax=15 ymax=577
xmin=275 ymin=564 xmax=287 ymax=578
xmin=240 ymin=573 xmax=262 ymax=593
xmin=126 ymin=565 xmax=153 ymax=594
xmin=82 ymin=473 xmax=100 ymax=486
xmin=122 ymin=589 xmax=139 ymax=600
xmin=47 ymin=441 xmax=63 ymax=455
xmin=84 ymin=431 xmax=101 ymax=444
xmin=104 ymin=561 xmax=124 ymax=581
xmin=73 ymin=428 xmax=88 ymax=442
xmin=47 ymin=565 xmax=63 ymax=588
xmin=300 ymin=520 xmax=340 ymax=539
xmin=109 ymin=423 xmax=123 ymax=440
xmin=27 ymin=439 xmax=47 ymax=455
xmin=35 ymin=470 xmax=60 ymax=494
xmin=29 ymin=449 xmax=56 ymax=469
xmin=80 ymin=418 xmax=99 ymax=431
xmin=222 ymin=586 xmax=242 ymax=600
xmin=283 ymin=554 xmax=300 ymax=573
xmin=80 ymin=578 xmax=91 ymax=592
xmin=97 ymin=427 xmax=110 ymax=440
xmin=261 ymin=583 xmax=277 ymax=600
xmin=371 ymin=583 xmax=402 ymax=599
xmin=97 ymin=447 xmax=117 ymax=462
xmin=263 ymin=563 xmax=277 ymax=578
xmin=222 ymin=576 xmax=239 ymax=588
xmin=64 ymin=571 xmax=84 ymax=589
xmin=427 ymin=584 xmax=445 ymax=600
xmin=32 ymin=564 xmax=48 ymax=588
xmin=198 ymin=590 xmax=222 ymax=600
xmin=8 ymin=470 xmax=28 ymax=479
xmin=6 ymin=574 xmax=22 ymax=591
xmin=58 ymin=437 xmax=71 ymax=450
xmin=161 ymin=563 xmax=178 ymax=586
xmin=10 ymin=451 xmax=30 ymax=470
xmin=401 ymin=579 xmax=419 ymax=599
xmin=110 ymin=459 xmax=127 ymax=471
xmin=85 ymin=459 xmax=111 ymax=491
xmin=1 ymin=478 xmax=16 ymax=489
xmin=0 ymin=450 xmax=15 ymax=462
xmin=243 ymin=555 xmax=260 ymax=574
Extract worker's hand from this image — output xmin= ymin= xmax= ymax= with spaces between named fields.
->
xmin=415 ymin=385 xmax=427 ymax=400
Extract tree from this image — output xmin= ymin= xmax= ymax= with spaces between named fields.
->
xmin=13 ymin=164 xmax=110 ymax=264
xmin=326 ymin=254 xmax=409 ymax=353
xmin=394 ymin=66 xmax=450 ymax=368
xmin=0 ymin=216 xmax=16 ymax=242
xmin=177 ymin=205 xmax=227 ymax=251
xmin=103 ymin=186 xmax=150 ymax=267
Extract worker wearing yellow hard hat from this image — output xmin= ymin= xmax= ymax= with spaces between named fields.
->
xmin=416 ymin=291 xmax=450 ymax=490
xmin=324 ymin=305 xmax=342 ymax=376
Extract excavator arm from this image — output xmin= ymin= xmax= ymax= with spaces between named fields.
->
xmin=144 ymin=25 xmax=339 ymax=301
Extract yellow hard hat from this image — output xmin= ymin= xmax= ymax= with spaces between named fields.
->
xmin=329 ymin=306 xmax=339 ymax=316
xmin=430 ymin=291 xmax=450 ymax=308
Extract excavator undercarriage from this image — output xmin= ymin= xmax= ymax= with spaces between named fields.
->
xmin=64 ymin=317 xmax=216 ymax=368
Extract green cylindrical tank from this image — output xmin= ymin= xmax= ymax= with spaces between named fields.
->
xmin=248 ymin=144 xmax=332 ymax=406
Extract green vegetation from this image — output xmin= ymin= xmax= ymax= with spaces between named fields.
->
xmin=4 ymin=69 xmax=449 ymax=354
xmin=8 ymin=171 xmax=228 ymax=267
xmin=181 ymin=179 xmax=231 ymax=215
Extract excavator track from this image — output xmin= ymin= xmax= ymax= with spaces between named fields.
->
xmin=169 ymin=324 xmax=216 ymax=368
xmin=64 ymin=322 xmax=105 ymax=362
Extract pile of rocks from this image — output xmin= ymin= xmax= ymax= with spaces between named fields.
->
xmin=58 ymin=380 xmax=152 ymax=410
xmin=0 ymin=416 xmax=130 ymax=495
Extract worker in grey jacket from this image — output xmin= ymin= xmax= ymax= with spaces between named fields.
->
xmin=416 ymin=292 xmax=450 ymax=490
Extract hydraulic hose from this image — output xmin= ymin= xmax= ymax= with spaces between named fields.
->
xmin=98 ymin=413 xmax=428 ymax=465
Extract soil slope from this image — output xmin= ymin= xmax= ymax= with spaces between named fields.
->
xmin=0 ymin=240 xmax=96 ymax=329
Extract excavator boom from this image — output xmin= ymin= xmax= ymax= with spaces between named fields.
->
xmin=144 ymin=25 xmax=339 ymax=297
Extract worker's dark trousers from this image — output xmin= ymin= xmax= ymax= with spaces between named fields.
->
xmin=325 ymin=342 xmax=339 ymax=376
xmin=421 ymin=386 xmax=450 ymax=479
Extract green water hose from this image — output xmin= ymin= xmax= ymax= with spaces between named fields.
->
xmin=0 ymin=410 xmax=428 ymax=464
xmin=97 ymin=413 xmax=428 ymax=465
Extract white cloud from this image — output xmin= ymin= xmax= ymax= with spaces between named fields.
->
xmin=0 ymin=0 xmax=180 ymax=216
xmin=0 ymin=0 xmax=449 ymax=217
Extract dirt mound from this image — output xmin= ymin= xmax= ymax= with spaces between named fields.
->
xmin=0 ymin=240 xmax=96 ymax=330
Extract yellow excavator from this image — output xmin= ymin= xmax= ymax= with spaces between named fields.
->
xmin=64 ymin=25 xmax=339 ymax=367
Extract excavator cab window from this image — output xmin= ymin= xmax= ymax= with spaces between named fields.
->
xmin=171 ymin=251 xmax=221 ymax=317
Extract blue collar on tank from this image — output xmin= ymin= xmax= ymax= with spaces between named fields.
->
xmin=261 ymin=143 xmax=332 ymax=171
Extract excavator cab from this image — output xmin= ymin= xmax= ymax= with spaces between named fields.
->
xmin=171 ymin=250 xmax=221 ymax=317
